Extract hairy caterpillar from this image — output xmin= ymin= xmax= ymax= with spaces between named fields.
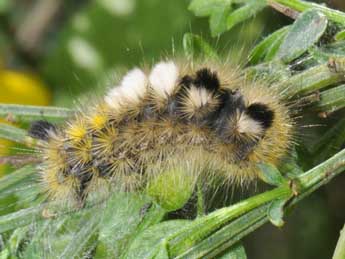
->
xmin=28 ymin=60 xmax=293 ymax=207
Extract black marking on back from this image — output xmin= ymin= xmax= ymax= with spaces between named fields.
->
xmin=179 ymin=75 xmax=194 ymax=88
xmin=28 ymin=120 xmax=56 ymax=141
xmin=174 ymin=70 xmax=221 ymax=124
xmin=194 ymin=68 xmax=220 ymax=91
xmin=213 ymin=89 xmax=246 ymax=142
xmin=247 ymin=103 xmax=275 ymax=129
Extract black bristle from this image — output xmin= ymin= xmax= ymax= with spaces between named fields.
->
xmin=179 ymin=75 xmax=194 ymax=88
xmin=194 ymin=68 xmax=220 ymax=91
xmin=28 ymin=120 xmax=56 ymax=141
xmin=246 ymin=103 xmax=275 ymax=129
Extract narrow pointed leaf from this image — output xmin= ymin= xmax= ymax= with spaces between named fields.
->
xmin=0 ymin=165 xmax=36 ymax=194
xmin=227 ymin=1 xmax=266 ymax=32
xmin=0 ymin=123 xmax=32 ymax=145
xmin=0 ymin=104 xmax=73 ymax=122
xmin=257 ymin=163 xmax=285 ymax=186
xmin=249 ymin=26 xmax=290 ymax=64
xmin=267 ymin=199 xmax=286 ymax=227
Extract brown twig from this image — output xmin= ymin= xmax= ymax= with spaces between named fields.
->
xmin=268 ymin=1 xmax=300 ymax=19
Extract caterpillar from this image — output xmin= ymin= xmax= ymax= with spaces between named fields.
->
xmin=28 ymin=60 xmax=293 ymax=207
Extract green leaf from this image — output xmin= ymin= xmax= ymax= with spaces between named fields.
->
xmin=0 ymin=249 xmax=9 ymax=259
xmin=267 ymin=199 xmax=286 ymax=227
xmin=153 ymin=246 xmax=169 ymax=259
xmin=124 ymin=220 xmax=190 ymax=259
xmin=335 ymin=30 xmax=345 ymax=41
xmin=257 ymin=163 xmax=286 ymax=186
xmin=189 ymin=0 xmax=231 ymax=17
xmin=209 ymin=5 xmax=232 ymax=37
xmin=0 ymin=104 xmax=73 ymax=122
xmin=264 ymin=29 xmax=290 ymax=62
xmin=0 ymin=205 xmax=43 ymax=233
xmin=277 ymin=9 xmax=328 ymax=63
xmin=0 ymin=165 xmax=36 ymax=194
xmin=98 ymin=193 xmax=163 ymax=258
xmin=0 ymin=123 xmax=32 ymax=145
xmin=59 ymin=215 xmax=99 ymax=259
xmin=226 ymin=1 xmax=266 ymax=32
xmin=0 ymin=0 xmax=11 ymax=13
xmin=218 ymin=243 xmax=247 ymax=259
xmin=249 ymin=26 xmax=290 ymax=64
xmin=7 ymin=227 xmax=30 ymax=255
xmin=183 ymin=33 xmax=219 ymax=60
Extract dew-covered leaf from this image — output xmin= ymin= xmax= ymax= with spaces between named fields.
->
xmin=0 ymin=165 xmax=36 ymax=194
xmin=277 ymin=9 xmax=328 ymax=63
xmin=0 ymin=205 xmax=43 ymax=233
xmin=123 ymin=220 xmax=190 ymax=259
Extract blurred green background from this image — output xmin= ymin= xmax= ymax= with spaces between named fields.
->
xmin=0 ymin=0 xmax=344 ymax=258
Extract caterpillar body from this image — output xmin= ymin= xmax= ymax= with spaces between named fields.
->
xmin=29 ymin=60 xmax=293 ymax=206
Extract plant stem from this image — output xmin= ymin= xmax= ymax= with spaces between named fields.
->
xmin=268 ymin=0 xmax=345 ymax=26
xmin=277 ymin=64 xmax=344 ymax=98
xmin=0 ymin=104 xmax=73 ymax=122
xmin=313 ymin=84 xmax=345 ymax=113
xmin=169 ymin=148 xmax=345 ymax=258
xmin=333 ymin=224 xmax=345 ymax=259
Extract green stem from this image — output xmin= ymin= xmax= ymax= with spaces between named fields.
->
xmin=176 ymin=206 xmax=269 ymax=259
xmin=313 ymin=84 xmax=345 ymax=113
xmin=170 ymin=148 xmax=345 ymax=258
xmin=269 ymin=0 xmax=345 ymax=25
xmin=169 ymin=185 xmax=291 ymax=256
xmin=0 ymin=104 xmax=73 ymax=122
xmin=277 ymin=64 xmax=344 ymax=98
xmin=333 ymin=224 xmax=345 ymax=259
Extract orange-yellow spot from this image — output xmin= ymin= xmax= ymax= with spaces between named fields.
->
xmin=89 ymin=114 xmax=107 ymax=131
xmin=66 ymin=123 xmax=87 ymax=142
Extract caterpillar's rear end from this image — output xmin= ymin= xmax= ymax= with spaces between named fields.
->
xmin=29 ymin=60 xmax=293 ymax=206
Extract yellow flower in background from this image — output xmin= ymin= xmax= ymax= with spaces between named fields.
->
xmin=0 ymin=69 xmax=51 ymax=175
xmin=0 ymin=70 xmax=50 ymax=104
